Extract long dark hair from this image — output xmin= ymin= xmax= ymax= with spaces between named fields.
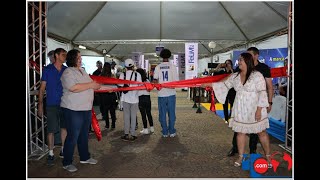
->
xmin=101 ymin=62 xmax=112 ymax=77
xmin=225 ymin=59 xmax=233 ymax=73
xmin=66 ymin=49 xmax=80 ymax=67
xmin=236 ymin=52 xmax=255 ymax=85
xmin=136 ymin=68 xmax=147 ymax=82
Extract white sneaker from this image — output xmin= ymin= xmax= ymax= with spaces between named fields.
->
xmin=149 ymin=126 xmax=154 ymax=133
xmin=140 ymin=128 xmax=149 ymax=134
xmin=63 ymin=164 xmax=78 ymax=172
xmin=80 ymin=158 xmax=98 ymax=165
xmin=169 ymin=133 xmax=176 ymax=138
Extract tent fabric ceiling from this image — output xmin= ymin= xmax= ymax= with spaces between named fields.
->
xmin=47 ymin=1 xmax=289 ymax=60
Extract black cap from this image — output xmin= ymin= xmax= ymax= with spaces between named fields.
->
xmin=160 ymin=49 xmax=171 ymax=59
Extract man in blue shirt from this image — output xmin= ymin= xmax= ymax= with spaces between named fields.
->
xmin=38 ymin=48 xmax=67 ymax=165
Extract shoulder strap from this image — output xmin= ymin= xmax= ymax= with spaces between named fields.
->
xmin=129 ymin=71 xmax=134 ymax=81
xmin=123 ymin=72 xmax=126 ymax=79
xmin=134 ymin=72 xmax=137 ymax=81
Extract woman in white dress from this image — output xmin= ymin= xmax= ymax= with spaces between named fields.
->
xmin=204 ymin=52 xmax=272 ymax=167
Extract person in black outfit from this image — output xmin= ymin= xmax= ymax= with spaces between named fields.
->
xmin=90 ymin=60 xmax=104 ymax=132
xmin=136 ymin=68 xmax=154 ymax=134
xmin=228 ymin=47 xmax=274 ymax=156
xmin=215 ymin=60 xmax=237 ymax=124
xmin=92 ymin=61 xmax=103 ymax=76
xmin=214 ymin=60 xmax=236 ymax=123
xmin=100 ymin=62 xmax=118 ymax=129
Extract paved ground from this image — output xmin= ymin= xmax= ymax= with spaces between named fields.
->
xmin=28 ymin=90 xmax=292 ymax=178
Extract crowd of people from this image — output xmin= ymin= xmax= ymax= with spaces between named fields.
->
xmin=38 ymin=46 xmax=289 ymax=172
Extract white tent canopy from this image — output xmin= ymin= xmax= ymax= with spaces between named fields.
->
xmin=47 ymin=1 xmax=290 ymax=61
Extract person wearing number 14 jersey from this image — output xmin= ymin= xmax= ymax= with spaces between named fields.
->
xmin=153 ymin=49 xmax=179 ymax=138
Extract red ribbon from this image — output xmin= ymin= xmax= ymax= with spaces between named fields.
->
xmin=91 ymin=74 xmax=229 ymax=93
xmin=205 ymin=87 xmax=216 ymax=113
xmin=29 ymin=60 xmax=41 ymax=73
xmin=91 ymin=108 xmax=102 ymax=141
xmin=91 ymin=66 xmax=289 ymax=94
xmin=30 ymin=60 xmax=290 ymax=141
xmin=270 ymin=66 xmax=289 ymax=78
xmin=90 ymin=75 xmax=144 ymax=85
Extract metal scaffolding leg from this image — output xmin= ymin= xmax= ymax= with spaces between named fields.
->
xmin=27 ymin=1 xmax=48 ymax=160
xmin=279 ymin=1 xmax=292 ymax=154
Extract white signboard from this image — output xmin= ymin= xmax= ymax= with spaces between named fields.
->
xmin=185 ymin=43 xmax=198 ymax=80
xmin=177 ymin=53 xmax=185 ymax=81
xmin=139 ymin=54 xmax=144 ymax=69
xmin=144 ymin=59 xmax=149 ymax=71
xmin=173 ymin=54 xmax=178 ymax=67
xmin=132 ymin=52 xmax=141 ymax=67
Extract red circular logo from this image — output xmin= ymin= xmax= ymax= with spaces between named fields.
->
xmin=253 ymin=158 xmax=268 ymax=174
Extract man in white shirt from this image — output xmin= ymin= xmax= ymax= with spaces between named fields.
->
xmin=119 ymin=59 xmax=142 ymax=141
xmin=153 ymin=49 xmax=179 ymax=137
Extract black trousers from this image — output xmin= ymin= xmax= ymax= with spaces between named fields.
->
xmin=100 ymin=92 xmax=117 ymax=128
xmin=138 ymin=95 xmax=153 ymax=128
xmin=223 ymin=88 xmax=236 ymax=121
xmin=232 ymin=132 xmax=259 ymax=153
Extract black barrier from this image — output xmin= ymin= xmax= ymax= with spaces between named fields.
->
xmin=196 ymin=87 xmax=202 ymax=113
xmin=192 ymin=87 xmax=198 ymax=108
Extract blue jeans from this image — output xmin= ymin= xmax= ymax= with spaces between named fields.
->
xmin=158 ymin=95 xmax=176 ymax=135
xmin=62 ymin=108 xmax=91 ymax=166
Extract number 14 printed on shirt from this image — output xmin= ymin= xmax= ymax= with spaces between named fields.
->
xmin=162 ymin=71 xmax=168 ymax=81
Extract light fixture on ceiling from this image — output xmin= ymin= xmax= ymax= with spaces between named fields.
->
xmin=78 ymin=45 xmax=86 ymax=49
xmin=208 ymin=41 xmax=216 ymax=49
xmin=106 ymin=54 xmax=111 ymax=57
xmin=208 ymin=41 xmax=216 ymax=63
xmin=102 ymin=49 xmax=107 ymax=54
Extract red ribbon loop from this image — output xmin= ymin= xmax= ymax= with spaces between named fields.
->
xmin=91 ymin=108 xmax=102 ymax=141
xmin=209 ymin=89 xmax=216 ymax=113
xmin=154 ymin=84 xmax=162 ymax=91
xmin=144 ymin=82 xmax=154 ymax=91
xmin=205 ymin=86 xmax=212 ymax=92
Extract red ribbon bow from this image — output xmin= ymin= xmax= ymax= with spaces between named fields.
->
xmin=143 ymin=82 xmax=162 ymax=91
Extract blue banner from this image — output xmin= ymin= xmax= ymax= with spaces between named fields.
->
xmin=232 ymin=48 xmax=288 ymax=84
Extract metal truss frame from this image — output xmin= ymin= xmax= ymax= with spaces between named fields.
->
xmin=27 ymin=1 xmax=48 ymax=160
xmin=279 ymin=1 xmax=292 ymax=154
xmin=73 ymin=39 xmax=247 ymax=45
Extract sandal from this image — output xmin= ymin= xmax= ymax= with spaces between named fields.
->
xmin=266 ymin=154 xmax=273 ymax=168
xmin=234 ymin=154 xmax=243 ymax=167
